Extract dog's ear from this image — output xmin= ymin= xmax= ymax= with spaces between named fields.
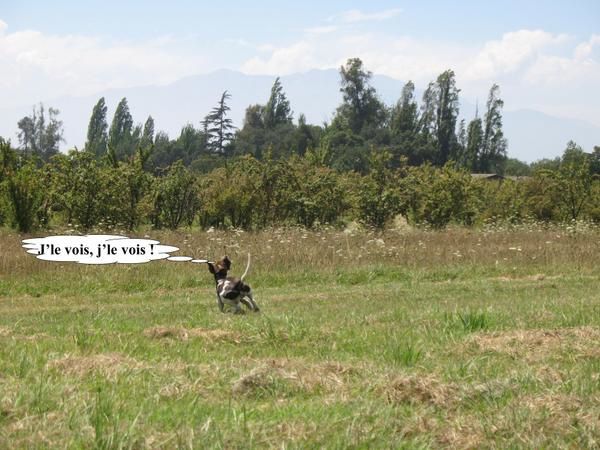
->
xmin=207 ymin=262 xmax=216 ymax=274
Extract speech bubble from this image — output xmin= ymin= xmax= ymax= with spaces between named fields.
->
xmin=21 ymin=235 xmax=203 ymax=265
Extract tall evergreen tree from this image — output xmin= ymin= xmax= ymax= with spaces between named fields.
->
xmin=465 ymin=117 xmax=483 ymax=171
xmin=480 ymin=84 xmax=507 ymax=172
xmin=417 ymin=71 xmax=460 ymax=166
xmin=391 ymin=81 xmax=419 ymax=135
xmin=457 ymin=119 xmax=467 ymax=149
xmin=108 ymin=97 xmax=134 ymax=161
xmin=434 ymin=70 xmax=460 ymax=166
xmin=203 ymin=91 xmax=235 ymax=154
xmin=85 ymin=97 xmax=108 ymax=158
xmin=263 ymin=77 xmax=293 ymax=129
xmin=419 ymin=81 xmax=437 ymax=138
xmin=141 ymin=115 xmax=155 ymax=149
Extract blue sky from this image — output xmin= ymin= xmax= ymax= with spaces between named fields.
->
xmin=3 ymin=1 xmax=599 ymax=41
xmin=1 ymin=1 xmax=600 ymax=125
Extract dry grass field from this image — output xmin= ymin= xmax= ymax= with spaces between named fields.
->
xmin=0 ymin=224 xmax=599 ymax=448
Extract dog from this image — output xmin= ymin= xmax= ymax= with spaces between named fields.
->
xmin=207 ymin=254 xmax=259 ymax=314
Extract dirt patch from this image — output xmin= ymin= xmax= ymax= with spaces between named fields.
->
xmin=46 ymin=352 xmax=144 ymax=378
xmin=232 ymin=358 xmax=360 ymax=397
xmin=143 ymin=326 xmax=240 ymax=343
xmin=469 ymin=326 xmax=600 ymax=362
xmin=384 ymin=374 xmax=458 ymax=407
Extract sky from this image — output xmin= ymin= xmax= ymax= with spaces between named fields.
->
xmin=1 ymin=0 xmax=600 ymax=126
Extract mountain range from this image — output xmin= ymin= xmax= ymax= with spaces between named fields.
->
xmin=0 ymin=69 xmax=598 ymax=163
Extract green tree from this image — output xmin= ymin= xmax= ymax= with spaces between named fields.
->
xmin=17 ymin=104 xmax=64 ymax=161
xmin=504 ymin=158 xmax=531 ymax=176
xmin=5 ymin=161 xmax=45 ymax=232
xmin=288 ymin=157 xmax=349 ymax=227
xmin=390 ymin=81 xmax=422 ymax=166
xmin=151 ymin=161 xmax=198 ymax=229
xmin=49 ymin=150 xmax=105 ymax=229
xmin=391 ymin=81 xmax=419 ymax=135
xmin=85 ymin=97 xmax=108 ymax=158
xmin=407 ymin=164 xmax=480 ymax=228
xmin=480 ymin=84 xmax=507 ymax=173
xmin=554 ymin=141 xmax=592 ymax=220
xmin=108 ymin=97 xmax=134 ymax=161
xmin=335 ymin=58 xmax=385 ymax=135
xmin=418 ymin=71 xmax=460 ymax=166
xmin=203 ymin=91 xmax=235 ymax=154
xmin=140 ymin=115 xmax=155 ymax=150
xmin=434 ymin=70 xmax=460 ymax=166
xmin=263 ymin=77 xmax=293 ymax=129
xmin=104 ymin=157 xmax=150 ymax=230
xmin=356 ymin=150 xmax=405 ymax=229
xmin=464 ymin=116 xmax=483 ymax=171
xmin=590 ymin=146 xmax=600 ymax=175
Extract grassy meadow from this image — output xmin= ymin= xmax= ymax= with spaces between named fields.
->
xmin=0 ymin=224 xmax=599 ymax=448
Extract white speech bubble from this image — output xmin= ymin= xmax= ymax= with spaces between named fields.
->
xmin=21 ymin=235 xmax=195 ymax=265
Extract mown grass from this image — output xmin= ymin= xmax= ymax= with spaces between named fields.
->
xmin=0 ymin=225 xmax=599 ymax=448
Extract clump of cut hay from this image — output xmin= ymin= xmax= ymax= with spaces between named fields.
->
xmin=0 ymin=326 xmax=11 ymax=337
xmin=527 ymin=393 xmax=600 ymax=433
xmin=384 ymin=374 xmax=458 ymax=407
xmin=275 ymin=421 xmax=318 ymax=442
xmin=157 ymin=378 xmax=204 ymax=399
xmin=46 ymin=352 xmax=143 ymax=377
xmin=143 ymin=326 xmax=188 ymax=340
xmin=232 ymin=358 xmax=361 ymax=397
xmin=470 ymin=326 xmax=600 ymax=362
xmin=492 ymin=274 xmax=560 ymax=282
xmin=437 ymin=418 xmax=485 ymax=449
xmin=143 ymin=326 xmax=241 ymax=343
xmin=187 ymin=328 xmax=241 ymax=342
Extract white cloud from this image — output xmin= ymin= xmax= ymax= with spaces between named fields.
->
xmin=240 ymin=28 xmax=600 ymax=125
xmin=0 ymin=22 xmax=209 ymax=107
xmin=242 ymin=41 xmax=319 ymax=75
xmin=574 ymin=34 xmax=600 ymax=60
xmin=463 ymin=30 xmax=569 ymax=80
xmin=332 ymin=8 xmax=402 ymax=23
xmin=0 ymin=17 xmax=598 ymax=128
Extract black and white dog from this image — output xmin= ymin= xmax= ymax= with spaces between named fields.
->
xmin=207 ymin=255 xmax=259 ymax=313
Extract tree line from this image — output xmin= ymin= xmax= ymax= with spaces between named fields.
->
xmin=1 ymin=58 xmax=599 ymax=233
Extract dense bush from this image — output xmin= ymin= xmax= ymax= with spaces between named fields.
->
xmin=0 ymin=139 xmax=598 ymax=233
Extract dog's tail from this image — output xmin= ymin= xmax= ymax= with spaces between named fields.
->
xmin=240 ymin=253 xmax=251 ymax=281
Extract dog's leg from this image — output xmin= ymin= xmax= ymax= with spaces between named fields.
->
xmin=216 ymin=294 xmax=224 ymax=312
xmin=240 ymin=296 xmax=253 ymax=310
xmin=233 ymin=302 xmax=244 ymax=314
xmin=241 ymin=293 xmax=259 ymax=312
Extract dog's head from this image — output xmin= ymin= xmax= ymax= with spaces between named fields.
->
xmin=207 ymin=256 xmax=231 ymax=281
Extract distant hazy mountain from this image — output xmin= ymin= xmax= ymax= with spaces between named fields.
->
xmin=0 ymin=69 xmax=597 ymax=162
